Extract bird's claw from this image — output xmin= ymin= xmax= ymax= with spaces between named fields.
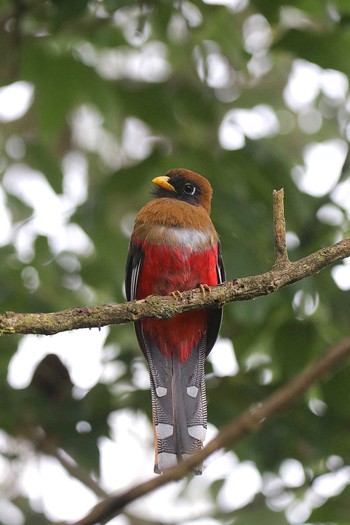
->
xmin=199 ymin=283 xmax=211 ymax=298
xmin=171 ymin=290 xmax=183 ymax=300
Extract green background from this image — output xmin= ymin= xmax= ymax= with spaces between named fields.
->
xmin=1 ymin=1 xmax=350 ymax=523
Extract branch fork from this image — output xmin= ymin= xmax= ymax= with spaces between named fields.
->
xmin=2 ymin=189 xmax=350 ymax=524
xmin=1 ymin=188 xmax=349 ymax=335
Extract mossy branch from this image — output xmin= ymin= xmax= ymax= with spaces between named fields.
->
xmin=0 ymin=189 xmax=349 ymax=337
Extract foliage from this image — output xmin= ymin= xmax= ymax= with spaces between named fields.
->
xmin=0 ymin=0 xmax=350 ymax=523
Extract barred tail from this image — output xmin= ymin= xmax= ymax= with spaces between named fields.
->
xmin=145 ymin=339 xmax=207 ymax=474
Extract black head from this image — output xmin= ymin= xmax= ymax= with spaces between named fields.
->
xmin=152 ymin=168 xmax=212 ymax=212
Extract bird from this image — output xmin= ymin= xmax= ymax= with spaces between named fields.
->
xmin=125 ymin=168 xmax=225 ymax=474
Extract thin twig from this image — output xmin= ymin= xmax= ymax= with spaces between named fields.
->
xmin=72 ymin=337 xmax=350 ymax=525
xmin=272 ymin=188 xmax=289 ymax=267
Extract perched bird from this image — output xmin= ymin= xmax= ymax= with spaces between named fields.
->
xmin=125 ymin=169 xmax=224 ymax=474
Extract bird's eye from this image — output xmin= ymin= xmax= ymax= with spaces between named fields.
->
xmin=183 ymin=183 xmax=196 ymax=196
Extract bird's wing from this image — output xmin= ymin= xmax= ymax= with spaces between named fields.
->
xmin=125 ymin=237 xmax=143 ymax=302
xmin=217 ymin=240 xmax=225 ymax=285
xmin=125 ymin=237 xmax=150 ymax=358
xmin=205 ymin=240 xmax=225 ymax=356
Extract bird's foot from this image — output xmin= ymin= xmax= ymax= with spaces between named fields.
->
xmin=199 ymin=283 xmax=211 ymax=298
xmin=171 ymin=290 xmax=183 ymax=300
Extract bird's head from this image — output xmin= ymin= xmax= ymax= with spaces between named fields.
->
xmin=152 ymin=169 xmax=213 ymax=214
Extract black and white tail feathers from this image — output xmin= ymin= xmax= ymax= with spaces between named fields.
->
xmin=144 ymin=336 xmax=207 ymax=474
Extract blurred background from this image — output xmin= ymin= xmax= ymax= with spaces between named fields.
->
xmin=1 ymin=0 xmax=350 ymax=524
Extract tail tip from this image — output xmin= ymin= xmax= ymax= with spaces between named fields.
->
xmin=155 ymin=452 xmax=203 ymax=475
xmin=155 ymin=452 xmax=177 ymax=474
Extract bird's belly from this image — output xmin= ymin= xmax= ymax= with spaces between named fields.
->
xmin=142 ymin=311 xmax=209 ymax=362
xmin=136 ymin=243 xmax=218 ymax=297
xmin=136 ymin=242 xmax=219 ymax=362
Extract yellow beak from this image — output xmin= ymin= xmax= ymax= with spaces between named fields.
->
xmin=152 ymin=176 xmax=176 ymax=192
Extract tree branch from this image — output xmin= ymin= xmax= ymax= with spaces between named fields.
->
xmin=1 ymin=189 xmax=349 ymax=337
xmin=72 ymin=336 xmax=350 ymax=525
